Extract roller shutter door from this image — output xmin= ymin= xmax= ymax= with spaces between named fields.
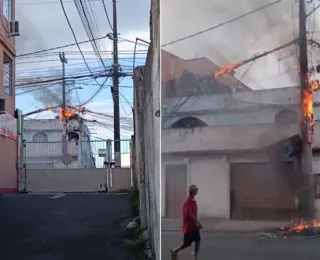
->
xmin=230 ymin=162 xmax=297 ymax=221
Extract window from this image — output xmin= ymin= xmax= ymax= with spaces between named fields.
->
xmin=33 ymin=132 xmax=48 ymax=142
xmin=275 ymin=109 xmax=298 ymax=124
xmin=3 ymin=0 xmax=11 ymax=20
xmin=3 ymin=53 xmax=12 ymax=96
xmin=170 ymin=117 xmax=208 ymax=128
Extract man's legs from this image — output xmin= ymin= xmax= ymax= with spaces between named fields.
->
xmin=171 ymin=233 xmax=192 ymax=259
xmin=193 ymin=240 xmax=200 ymax=260
xmin=193 ymin=229 xmax=201 ymax=260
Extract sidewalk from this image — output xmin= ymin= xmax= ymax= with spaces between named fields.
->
xmin=162 ymin=218 xmax=287 ymax=232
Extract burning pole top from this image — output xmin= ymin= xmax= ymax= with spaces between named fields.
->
xmin=214 ymin=39 xmax=300 ymax=78
xmin=23 ymin=105 xmax=80 ymax=122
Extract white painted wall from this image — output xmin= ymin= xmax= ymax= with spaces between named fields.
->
xmin=162 ymin=123 xmax=300 ymax=153
xmin=25 ymin=168 xmax=131 ymax=193
xmin=189 ymin=156 xmax=230 ymax=218
xmin=162 ymin=155 xmax=230 ymax=219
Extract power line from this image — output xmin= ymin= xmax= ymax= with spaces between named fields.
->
xmin=59 ymin=0 xmax=110 ymax=89
xmin=102 ymin=0 xmax=113 ymax=30
xmin=75 ymin=0 xmax=107 ymax=68
xmin=161 ymin=0 xmax=283 ymax=47
xmin=16 ymin=83 xmax=132 ymax=96
xmin=118 ymin=37 xmax=150 ymax=47
xmin=17 ymin=0 xmax=102 ymax=5
xmin=17 ymin=35 xmax=109 ymax=57
xmin=16 ymin=71 xmax=123 ymax=87
xmin=17 ymin=50 xmax=147 ymax=58
xmin=16 ymin=56 xmax=145 ymax=65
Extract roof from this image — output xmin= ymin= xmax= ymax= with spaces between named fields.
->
xmin=161 ymin=49 xmax=251 ymax=91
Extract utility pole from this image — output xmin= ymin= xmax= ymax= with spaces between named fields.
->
xmin=299 ymin=0 xmax=314 ymax=220
xmin=112 ymin=0 xmax=121 ymax=167
xmin=59 ymin=52 xmax=68 ymax=154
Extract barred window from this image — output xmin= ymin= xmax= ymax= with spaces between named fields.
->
xmin=3 ymin=53 xmax=12 ymax=96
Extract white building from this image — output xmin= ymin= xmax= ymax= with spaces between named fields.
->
xmin=24 ymin=118 xmax=95 ymax=168
xmin=162 ymin=86 xmax=320 ymax=221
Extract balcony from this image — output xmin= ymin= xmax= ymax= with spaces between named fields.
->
xmin=162 ymin=123 xmax=303 ymax=154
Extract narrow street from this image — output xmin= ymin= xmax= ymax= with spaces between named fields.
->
xmin=162 ymin=230 xmax=320 ymax=260
xmin=0 ymin=193 xmax=133 ymax=260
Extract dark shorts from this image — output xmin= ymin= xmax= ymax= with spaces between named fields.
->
xmin=183 ymin=229 xmax=201 ymax=247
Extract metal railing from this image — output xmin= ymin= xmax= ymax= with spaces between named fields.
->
xmin=24 ymin=139 xmax=131 ymax=169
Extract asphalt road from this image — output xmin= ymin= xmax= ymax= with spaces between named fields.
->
xmin=162 ymin=230 xmax=320 ymax=260
xmin=0 ymin=193 xmax=133 ymax=260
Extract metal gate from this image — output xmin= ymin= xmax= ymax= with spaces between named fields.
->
xmin=18 ymin=139 xmax=133 ymax=193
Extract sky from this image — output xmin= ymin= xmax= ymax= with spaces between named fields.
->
xmin=15 ymin=0 xmax=150 ymax=140
xmin=161 ymin=0 xmax=320 ymax=90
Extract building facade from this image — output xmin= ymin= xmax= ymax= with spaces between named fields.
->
xmin=161 ymin=52 xmax=320 ymax=221
xmin=0 ymin=0 xmax=18 ymax=194
xmin=24 ymin=118 xmax=95 ymax=169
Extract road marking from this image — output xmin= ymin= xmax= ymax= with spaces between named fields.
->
xmin=50 ymin=193 xmax=66 ymax=199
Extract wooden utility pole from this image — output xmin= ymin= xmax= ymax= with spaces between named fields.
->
xmin=112 ymin=0 xmax=121 ymax=167
xmin=299 ymin=0 xmax=314 ymax=219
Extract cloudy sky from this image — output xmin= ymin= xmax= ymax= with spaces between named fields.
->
xmin=15 ymin=0 xmax=150 ymax=140
xmin=161 ymin=0 xmax=320 ymax=90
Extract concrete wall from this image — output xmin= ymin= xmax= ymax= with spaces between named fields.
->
xmin=111 ymin=167 xmax=131 ymax=192
xmin=162 ymin=86 xmax=320 ymax=129
xmin=0 ymin=136 xmax=17 ymax=193
xmin=25 ymin=168 xmax=131 ymax=193
xmin=162 ymin=123 xmax=300 ymax=153
xmin=133 ymin=0 xmax=160 ymax=258
xmin=165 ymin=106 xmax=299 ymax=128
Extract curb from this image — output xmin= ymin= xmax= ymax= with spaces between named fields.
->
xmin=161 ymin=228 xmax=277 ymax=233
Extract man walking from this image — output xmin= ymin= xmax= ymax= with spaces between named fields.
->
xmin=170 ymin=184 xmax=202 ymax=260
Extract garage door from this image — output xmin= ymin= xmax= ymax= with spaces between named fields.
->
xmin=165 ymin=164 xmax=187 ymax=218
xmin=230 ymin=162 xmax=297 ymax=221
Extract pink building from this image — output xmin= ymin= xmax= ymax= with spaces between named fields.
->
xmin=0 ymin=0 xmax=19 ymax=194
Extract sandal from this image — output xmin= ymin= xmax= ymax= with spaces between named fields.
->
xmin=170 ymin=249 xmax=177 ymax=260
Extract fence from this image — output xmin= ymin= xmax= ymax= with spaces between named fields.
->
xmin=23 ymin=139 xmax=131 ymax=169
xmin=23 ymin=167 xmax=132 ymax=193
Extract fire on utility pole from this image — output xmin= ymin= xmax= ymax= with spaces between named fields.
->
xmin=59 ymin=52 xmax=68 ymax=154
xmin=299 ymin=0 xmax=315 ymax=220
xmin=112 ymin=0 xmax=121 ymax=167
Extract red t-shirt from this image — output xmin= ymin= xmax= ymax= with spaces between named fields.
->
xmin=182 ymin=197 xmax=198 ymax=234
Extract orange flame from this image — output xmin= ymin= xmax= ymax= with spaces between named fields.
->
xmin=214 ymin=62 xmax=244 ymax=78
xmin=59 ymin=107 xmax=75 ymax=121
xmin=311 ymin=79 xmax=320 ymax=91
xmin=289 ymin=219 xmax=320 ymax=232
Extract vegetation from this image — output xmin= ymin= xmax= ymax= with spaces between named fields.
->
xmin=125 ymin=189 xmax=148 ymax=260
